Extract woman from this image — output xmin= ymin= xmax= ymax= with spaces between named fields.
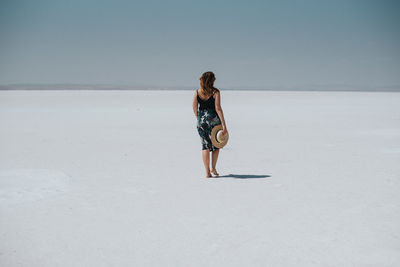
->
xmin=192 ymin=71 xmax=228 ymax=178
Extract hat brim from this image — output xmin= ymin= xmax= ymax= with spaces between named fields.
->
xmin=211 ymin=124 xmax=229 ymax=148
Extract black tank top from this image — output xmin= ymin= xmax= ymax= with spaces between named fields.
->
xmin=197 ymin=89 xmax=216 ymax=111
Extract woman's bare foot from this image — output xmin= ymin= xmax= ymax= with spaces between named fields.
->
xmin=211 ymin=169 xmax=219 ymax=177
xmin=206 ymin=172 xmax=212 ymax=178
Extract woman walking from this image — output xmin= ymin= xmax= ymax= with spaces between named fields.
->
xmin=192 ymin=71 xmax=228 ymax=178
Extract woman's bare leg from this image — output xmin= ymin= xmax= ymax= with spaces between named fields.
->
xmin=202 ymin=149 xmax=211 ymax=177
xmin=211 ymin=149 xmax=220 ymax=174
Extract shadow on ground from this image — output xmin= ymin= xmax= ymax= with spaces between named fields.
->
xmin=217 ymin=174 xmax=271 ymax=179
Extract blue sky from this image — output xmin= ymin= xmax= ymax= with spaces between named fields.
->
xmin=0 ymin=0 xmax=399 ymax=89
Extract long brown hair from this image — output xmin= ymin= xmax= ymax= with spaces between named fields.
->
xmin=199 ymin=71 xmax=219 ymax=96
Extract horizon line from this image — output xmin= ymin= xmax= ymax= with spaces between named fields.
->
xmin=1 ymin=83 xmax=400 ymax=92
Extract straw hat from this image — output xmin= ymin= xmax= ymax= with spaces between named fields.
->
xmin=211 ymin=125 xmax=229 ymax=148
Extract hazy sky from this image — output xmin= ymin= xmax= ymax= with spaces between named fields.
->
xmin=0 ymin=0 xmax=399 ymax=88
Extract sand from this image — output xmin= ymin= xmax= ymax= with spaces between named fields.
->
xmin=1 ymin=90 xmax=399 ymax=266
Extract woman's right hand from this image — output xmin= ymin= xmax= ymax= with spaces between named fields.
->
xmin=222 ymin=127 xmax=228 ymax=135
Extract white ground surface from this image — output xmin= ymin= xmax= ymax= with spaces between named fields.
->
xmin=0 ymin=90 xmax=399 ymax=266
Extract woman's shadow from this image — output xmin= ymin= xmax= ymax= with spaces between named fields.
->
xmin=217 ymin=174 xmax=270 ymax=179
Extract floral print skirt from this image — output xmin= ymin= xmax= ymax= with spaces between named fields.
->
xmin=197 ymin=109 xmax=222 ymax=152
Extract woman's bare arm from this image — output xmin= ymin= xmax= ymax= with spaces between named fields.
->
xmin=192 ymin=90 xmax=198 ymax=118
xmin=214 ymin=91 xmax=227 ymax=129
